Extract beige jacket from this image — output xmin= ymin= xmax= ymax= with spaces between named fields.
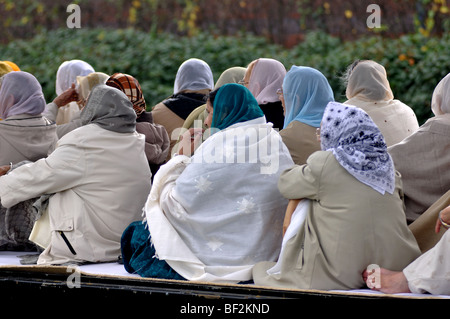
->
xmin=279 ymin=121 xmax=321 ymax=165
xmin=151 ymin=102 xmax=185 ymax=160
xmin=0 ymin=114 xmax=58 ymax=166
xmin=253 ymin=151 xmax=420 ymax=290
xmin=345 ymin=97 xmax=419 ymax=147
xmin=0 ymin=124 xmax=152 ymax=265
xmin=388 ymin=115 xmax=450 ymax=224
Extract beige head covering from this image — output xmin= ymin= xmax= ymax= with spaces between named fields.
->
xmin=76 ymin=72 xmax=109 ymax=101
xmin=431 ymin=72 xmax=450 ymax=116
xmin=346 ymin=60 xmax=394 ymax=102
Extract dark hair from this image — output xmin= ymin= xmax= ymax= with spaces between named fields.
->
xmin=205 ymin=87 xmax=220 ymax=106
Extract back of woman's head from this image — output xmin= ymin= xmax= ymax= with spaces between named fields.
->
xmin=247 ymin=58 xmax=286 ymax=105
xmin=173 ymin=58 xmax=214 ymax=94
xmin=283 ymin=65 xmax=334 ymax=128
xmin=344 ymin=60 xmax=394 ymax=101
xmin=0 ymin=71 xmax=45 ymax=119
xmin=431 ymin=72 xmax=450 ymax=115
xmin=210 ymin=83 xmax=264 ymax=131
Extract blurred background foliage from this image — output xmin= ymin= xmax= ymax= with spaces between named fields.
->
xmin=0 ymin=0 xmax=449 ymax=124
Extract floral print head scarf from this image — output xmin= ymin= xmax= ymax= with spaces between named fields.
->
xmin=319 ymin=101 xmax=395 ymax=195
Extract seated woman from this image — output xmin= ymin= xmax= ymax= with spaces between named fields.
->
xmin=0 ymin=71 xmax=58 ymax=166
xmin=388 ymin=72 xmax=450 ymax=224
xmin=44 ymin=59 xmax=95 ymax=125
xmin=364 ymin=196 xmax=450 ymax=295
xmin=121 ymin=83 xmax=294 ymax=283
xmin=343 ymin=60 xmax=419 ymax=146
xmin=55 ymin=72 xmax=109 ymax=138
xmin=279 ymin=66 xmax=334 ymax=165
xmin=244 ymin=58 xmax=286 ymax=131
xmin=252 ymin=101 xmax=421 ymax=291
xmin=151 ymin=58 xmax=214 ymax=158
xmin=0 ymin=85 xmax=152 ymax=265
xmin=182 ymin=66 xmax=247 ymax=131
xmin=106 ymin=73 xmax=170 ymax=178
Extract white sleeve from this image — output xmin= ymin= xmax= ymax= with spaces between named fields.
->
xmin=0 ymin=139 xmax=85 ymax=208
xmin=42 ymin=102 xmax=59 ymax=122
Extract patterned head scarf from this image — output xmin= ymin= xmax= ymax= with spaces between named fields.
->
xmin=56 ymin=59 xmax=95 ymax=96
xmin=211 ymin=83 xmax=264 ymax=131
xmin=0 ymin=62 xmax=13 ymax=77
xmin=173 ymin=58 xmax=214 ymax=94
xmin=283 ymin=65 xmax=334 ymax=129
xmin=431 ymin=72 xmax=450 ymax=116
xmin=106 ymin=73 xmax=146 ymax=115
xmin=319 ymin=101 xmax=395 ymax=195
xmin=77 ymin=72 xmax=109 ymax=102
xmin=80 ymin=84 xmax=136 ymax=133
xmin=346 ymin=60 xmax=394 ymax=102
xmin=0 ymin=71 xmax=46 ymax=119
xmin=2 ymin=61 xmax=20 ymax=71
xmin=247 ymin=58 xmax=286 ymax=105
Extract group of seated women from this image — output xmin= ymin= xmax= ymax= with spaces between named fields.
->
xmin=0 ymin=56 xmax=449 ymax=294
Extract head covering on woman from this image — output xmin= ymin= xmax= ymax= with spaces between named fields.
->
xmin=283 ymin=66 xmax=334 ymax=129
xmin=319 ymin=101 xmax=395 ymax=195
xmin=173 ymin=58 xmax=214 ymax=94
xmin=2 ymin=61 xmax=20 ymax=71
xmin=56 ymin=59 xmax=95 ymax=96
xmin=247 ymin=58 xmax=286 ymax=105
xmin=211 ymin=83 xmax=264 ymax=131
xmin=0 ymin=62 xmax=13 ymax=77
xmin=346 ymin=60 xmax=394 ymax=101
xmin=431 ymin=72 xmax=450 ymax=116
xmin=106 ymin=73 xmax=147 ymax=115
xmin=80 ymin=84 xmax=136 ymax=133
xmin=0 ymin=71 xmax=46 ymax=119
xmin=214 ymin=67 xmax=247 ymax=89
xmin=77 ymin=72 xmax=109 ymax=103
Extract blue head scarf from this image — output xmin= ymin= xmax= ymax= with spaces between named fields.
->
xmin=211 ymin=83 xmax=264 ymax=131
xmin=283 ymin=66 xmax=334 ymax=129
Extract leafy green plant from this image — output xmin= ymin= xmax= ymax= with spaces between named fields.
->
xmin=0 ymin=28 xmax=447 ymax=125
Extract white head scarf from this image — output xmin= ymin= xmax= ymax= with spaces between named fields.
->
xmin=320 ymin=101 xmax=395 ymax=195
xmin=76 ymin=72 xmax=109 ymax=101
xmin=247 ymin=58 xmax=286 ymax=105
xmin=173 ymin=58 xmax=214 ymax=94
xmin=431 ymin=72 xmax=450 ymax=116
xmin=0 ymin=71 xmax=46 ymax=119
xmin=56 ymin=59 xmax=95 ymax=96
xmin=346 ymin=60 xmax=394 ymax=102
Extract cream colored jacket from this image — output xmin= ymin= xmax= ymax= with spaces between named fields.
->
xmin=253 ymin=151 xmax=420 ymax=290
xmin=0 ymin=124 xmax=152 ymax=265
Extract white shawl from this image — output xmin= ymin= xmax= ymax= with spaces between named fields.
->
xmin=145 ymin=118 xmax=294 ymax=283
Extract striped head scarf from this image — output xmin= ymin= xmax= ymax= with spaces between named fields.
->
xmin=106 ymin=73 xmax=146 ymax=115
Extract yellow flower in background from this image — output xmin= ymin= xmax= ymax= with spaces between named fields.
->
xmin=323 ymin=2 xmax=330 ymax=14
xmin=441 ymin=5 xmax=449 ymax=14
xmin=399 ymin=54 xmax=407 ymax=61
xmin=345 ymin=10 xmax=353 ymax=19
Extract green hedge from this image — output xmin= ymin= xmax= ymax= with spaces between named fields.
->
xmin=1 ymin=28 xmax=448 ymax=125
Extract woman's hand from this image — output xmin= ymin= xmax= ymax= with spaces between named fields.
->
xmin=178 ymin=128 xmax=204 ymax=157
xmin=283 ymin=199 xmax=302 ymax=236
xmin=0 ymin=165 xmax=10 ymax=176
xmin=435 ymin=205 xmax=450 ymax=233
xmin=53 ymin=83 xmax=78 ymax=107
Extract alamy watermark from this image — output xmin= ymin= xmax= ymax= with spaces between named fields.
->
xmin=66 ymin=264 xmax=81 ymax=288
xmin=66 ymin=4 xmax=81 ymax=29
xmin=365 ymin=264 xmax=381 ymax=289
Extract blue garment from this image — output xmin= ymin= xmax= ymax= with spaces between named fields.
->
xmin=121 ymin=221 xmax=185 ymax=280
xmin=282 ymin=66 xmax=334 ymax=129
xmin=211 ymin=83 xmax=264 ymax=131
